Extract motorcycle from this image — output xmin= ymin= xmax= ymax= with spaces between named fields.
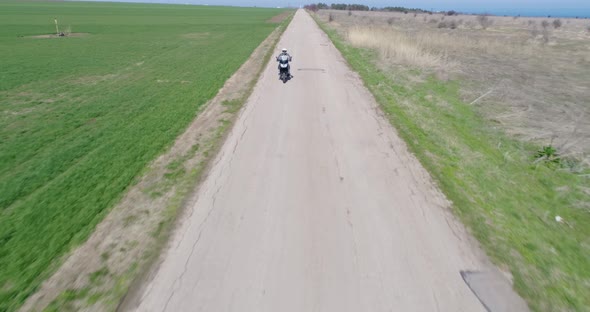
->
xmin=277 ymin=55 xmax=292 ymax=83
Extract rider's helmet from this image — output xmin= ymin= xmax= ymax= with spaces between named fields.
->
xmin=282 ymin=48 xmax=287 ymax=53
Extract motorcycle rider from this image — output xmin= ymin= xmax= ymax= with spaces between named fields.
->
xmin=276 ymin=48 xmax=293 ymax=78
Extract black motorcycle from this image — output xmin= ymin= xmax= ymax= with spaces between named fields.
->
xmin=277 ymin=55 xmax=292 ymax=83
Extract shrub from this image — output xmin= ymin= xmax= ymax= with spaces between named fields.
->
xmin=477 ymin=14 xmax=493 ymax=29
xmin=328 ymin=13 xmax=334 ymax=22
xmin=541 ymin=20 xmax=550 ymax=29
xmin=304 ymin=4 xmax=318 ymax=12
xmin=552 ymin=19 xmax=562 ymax=29
xmin=387 ymin=17 xmax=394 ymax=25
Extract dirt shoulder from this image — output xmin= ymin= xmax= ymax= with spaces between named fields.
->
xmin=19 ymin=18 xmax=291 ymax=312
xmin=268 ymin=11 xmax=293 ymax=23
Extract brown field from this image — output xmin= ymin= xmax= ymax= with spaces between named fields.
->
xmin=317 ymin=10 xmax=590 ymax=163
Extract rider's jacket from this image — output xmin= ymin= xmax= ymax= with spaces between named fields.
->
xmin=277 ymin=53 xmax=292 ymax=63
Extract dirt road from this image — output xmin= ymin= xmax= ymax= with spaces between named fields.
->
xmin=127 ymin=10 xmax=523 ymax=312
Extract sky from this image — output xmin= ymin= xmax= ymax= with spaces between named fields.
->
xmin=93 ymin=0 xmax=590 ymax=17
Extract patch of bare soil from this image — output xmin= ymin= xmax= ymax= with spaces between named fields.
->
xmin=268 ymin=11 xmax=292 ymax=23
xmin=180 ymin=32 xmax=210 ymax=39
xmin=72 ymin=74 xmax=122 ymax=85
xmin=26 ymin=33 xmax=89 ymax=39
xmin=18 ymin=26 xmax=285 ymax=312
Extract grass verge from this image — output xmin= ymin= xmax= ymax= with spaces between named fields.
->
xmin=314 ymin=14 xmax=590 ymax=312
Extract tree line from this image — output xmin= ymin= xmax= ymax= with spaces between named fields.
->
xmin=304 ymin=3 xmax=369 ymax=12
xmin=303 ymin=3 xmax=432 ymax=13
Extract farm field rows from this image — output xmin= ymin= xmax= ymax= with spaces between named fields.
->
xmin=0 ymin=2 xmax=287 ymax=310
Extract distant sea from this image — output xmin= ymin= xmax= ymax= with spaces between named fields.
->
xmin=462 ymin=8 xmax=590 ymax=18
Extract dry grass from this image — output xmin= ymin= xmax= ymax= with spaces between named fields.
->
xmin=346 ymin=26 xmax=454 ymax=71
xmin=319 ymin=10 xmax=590 ymax=159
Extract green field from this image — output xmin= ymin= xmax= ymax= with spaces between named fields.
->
xmin=0 ymin=2 xmax=287 ymax=310
xmin=315 ymin=16 xmax=590 ymax=312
